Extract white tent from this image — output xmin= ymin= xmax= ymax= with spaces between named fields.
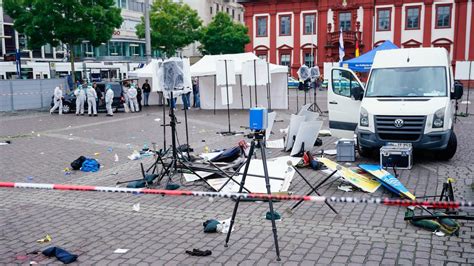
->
xmin=191 ymin=53 xmax=289 ymax=110
xmin=128 ymin=59 xmax=164 ymax=105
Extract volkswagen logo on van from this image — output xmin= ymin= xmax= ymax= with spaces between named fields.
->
xmin=394 ymin=119 xmax=404 ymax=128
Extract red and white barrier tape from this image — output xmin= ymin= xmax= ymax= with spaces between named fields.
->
xmin=0 ymin=182 xmax=472 ymax=209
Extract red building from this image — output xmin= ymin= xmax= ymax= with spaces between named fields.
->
xmin=238 ymin=0 xmax=474 ymax=77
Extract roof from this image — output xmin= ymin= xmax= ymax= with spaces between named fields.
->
xmin=372 ymin=47 xmax=450 ymax=69
xmin=191 ymin=52 xmax=288 ymax=77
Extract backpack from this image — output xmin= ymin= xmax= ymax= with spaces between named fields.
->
xmin=80 ymin=158 xmax=101 ymax=172
xmin=71 ymin=156 xmax=86 ymax=170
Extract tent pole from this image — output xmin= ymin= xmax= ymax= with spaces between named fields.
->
xmin=239 ymin=75 xmax=244 ymax=110
xmin=267 ymin=62 xmax=271 ymax=111
xmin=214 ymin=75 xmax=216 ymax=115
xmin=254 ymin=59 xmax=258 ymax=106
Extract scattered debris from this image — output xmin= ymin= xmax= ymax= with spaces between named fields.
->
xmin=133 ymin=203 xmax=140 ymax=212
xmin=265 ymin=211 xmax=282 ymax=221
xmin=266 ymin=139 xmax=285 ymax=149
xmin=113 ymin=249 xmax=129 ymax=254
xmin=318 ymin=129 xmax=332 ymax=136
xmin=42 ymin=247 xmax=78 ymax=264
xmin=128 ymin=151 xmax=141 ymax=160
xmin=107 ymin=147 xmax=113 ymax=153
xmin=338 ymin=185 xmax=353 ymax=192
xmin=36 ymin=235 xmax=52 ymax=243
xmin=0 ymin=140 xmax=11 ymax=145
xmin=94 ymin=152 xmax=100 ymax=156
xmin=433 ymin=231 xmax=445 ymax=237
xmin=185 ymin=249 xmax=212 ymax=257
xmin=27 ymin=176 xmax=34 ymax=181
xmin=154 ymin=118 xmax=161 ymax=122
xmin=114 ymin=154 xmax=119 ymax=162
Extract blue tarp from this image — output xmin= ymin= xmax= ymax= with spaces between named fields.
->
xmin=340 ymin=41 xmax=399 ymax=72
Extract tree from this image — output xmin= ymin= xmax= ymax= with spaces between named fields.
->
xmin=136 ymin=0 xmax=202 ymax=56
xmin=200 ymin=12 xmax=250 ymax=55
xmin=3 ymin=0 xmax=123 ymax=86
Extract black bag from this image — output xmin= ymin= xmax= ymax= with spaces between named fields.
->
xmin=71 ymin=156 xmax=86 ymax=170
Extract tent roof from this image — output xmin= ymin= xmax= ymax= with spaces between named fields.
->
xmin=340 ymin=40 xmax=399 ymax=72
xmin=128 ymin=59 xmax=161 ymax=78
xmin=191 ymin=52 xmax=288 ymax=77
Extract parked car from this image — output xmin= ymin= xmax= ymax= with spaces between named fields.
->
xmin=288 ymin=76 xmax=299 ymax=89
xmin=50 ymin=82 xmax=125 ymax=114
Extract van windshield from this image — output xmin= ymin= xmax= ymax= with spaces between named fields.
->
xmin=366 ymin=67 xmax=447 ymax=97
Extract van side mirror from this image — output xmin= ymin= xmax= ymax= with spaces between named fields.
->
xmin=451 ymin=82 xmax=463 ymax=100
xmin=351 ymin=86 xmax=364 ymax=101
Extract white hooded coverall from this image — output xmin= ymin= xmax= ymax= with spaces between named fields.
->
xmin=128 ymin=87 xmax=139 ymax=112
xmin=86 ymin=86 xmax=98 ymax=115
xmin=74 ymin=87 xmax=86 ymax=114
xmin=50 ymin=86 xmax=63 ymax=114
xmin=105 ymin=87 xmax=114 ymax=115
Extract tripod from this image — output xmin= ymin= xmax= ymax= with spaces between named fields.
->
xmin=224 ymin=130 xmax=281 ymax=261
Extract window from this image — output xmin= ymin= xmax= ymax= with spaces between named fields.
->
xmin=256 ymin=50 xmax=268 ymax=61
xmin=377 ymin=8 xmax=391 ymax=31
xmin=116 ymin=0 xmax=127 ymax=9
xmin=332 ymin=69 xmax=362 ymax=98
xmin=210 ymin=6 xmax=213 ymax=15
xmin=279 ymin=15 xmax=291 ymax=36
xmin=232 ymin=9 xmax=235 ymax=19
xmin=226 ymin=8 xmax=229 ymax=14
xmin=366 ymin=67 xmax=447 ymax=97
xmin=44 ymin=44 xmax=53 ymax=58
xmin=304 ymin=52 xmax=314 ymax=67
xmin=256 ymin=16 xmax=268 ymax=37
xmin=406 ymin=6 xmax=420 ymax=30
xmin=238 ymin=14 xmax=241 ymax=21
xmin=216 ymin=4 xmax=219 ymax=11
xmin=303 ymin=14 xmax=316 ymax=35
xmin=339 ymin=12 xmax=351 ymax=31
xmin=436 ymin=5 xmax=451 ymax=28
xmin=280 ymin=53 xmax=291 ymax=67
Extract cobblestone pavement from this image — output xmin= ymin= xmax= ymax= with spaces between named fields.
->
xmin=0 ymin=91 xmax=473 ymax=265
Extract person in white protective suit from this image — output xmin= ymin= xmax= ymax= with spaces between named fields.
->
xmin=128 ymin=84 xmax=139 ymax=112
xmin=105 ymin=84 xmax=114 ymax=116
xmin=50 ymin=86 xmax=63 ymax=115
xmin=74 ymin=85 xmax=86 ymax=116
xmin=86 ymin=84 xmax=98 ymax=116
xmin=122 ymin=82 xmax=130 ymax=113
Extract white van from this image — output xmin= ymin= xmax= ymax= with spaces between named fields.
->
xmin=328 ymin=48 xmax=463 ymax=160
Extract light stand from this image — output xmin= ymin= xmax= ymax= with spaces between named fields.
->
xmin=224 ymin=130 xmax=281 ymax=261
xmin=218 ymin=59 xmax=239 ymax=136
xmin=254 ymin=59 xmax=258 ymax=106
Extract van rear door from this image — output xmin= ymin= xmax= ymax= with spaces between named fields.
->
xmin=328 ymin=67 xmax=365 ymax=138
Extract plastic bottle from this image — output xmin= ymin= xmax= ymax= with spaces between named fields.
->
xmin=202 ymin=140 xmax=209 ymax=153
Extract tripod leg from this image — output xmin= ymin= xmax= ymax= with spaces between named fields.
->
xmin=225 ymin=141 xmax=256 ymax=247
xmin=292 ymin=166 xmax=338 ymax=214
xmin=290 ymin=170 xmax=337 ymax=211
xmin=259 ymin=141 xmax=281 ymax=261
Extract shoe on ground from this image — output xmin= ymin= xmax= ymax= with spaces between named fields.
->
xmin=88 ymin=114 xmax=92 ymax=117
xmin=93 ymin=114 xmax=98 ymax=117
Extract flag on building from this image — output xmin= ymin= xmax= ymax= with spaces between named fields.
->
xmin=339 ymin=28 xmax=345 ymax=62
xmin=355 ymin=33 xmax=360 ymax=57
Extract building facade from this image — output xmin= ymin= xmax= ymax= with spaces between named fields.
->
xmin=1 ymin=0 xmax=152 ymax=63
xmin=178 ymin=0 xmax=245 ymax=58
xmin=239 ymin=0 xmax=474 ymax=77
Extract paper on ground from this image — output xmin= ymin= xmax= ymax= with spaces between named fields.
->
xmin=114 ymin=249 xmax=129 ymax=254
xmin=319 ymin=129 xmax=332 ymax=136
xmin=199 ymin=152 xmax=222 ymax=161
xmin=208 ymin=156 xmax=301 ymax=193
xmin=183 ymin=171 xmax=214 ymax=182
xmin=266 ymin=139 xmax=285 ymax=149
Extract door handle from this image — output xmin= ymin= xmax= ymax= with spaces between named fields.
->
xmin=329 ymin=101 xmax=338 ymax=104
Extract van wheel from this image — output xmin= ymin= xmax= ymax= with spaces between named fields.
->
xmin=357 ymin=138 xmax=374 ymax=158
xmin=437 ymin=132 xmax=457 ymax=161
